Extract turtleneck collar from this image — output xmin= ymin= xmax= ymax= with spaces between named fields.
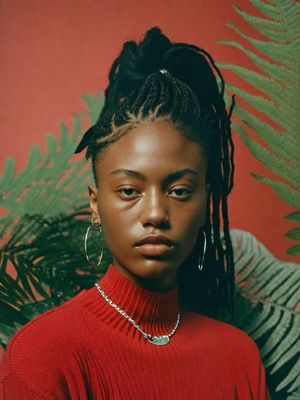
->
xmin=81 ymin=265 xmax=180 ymax=339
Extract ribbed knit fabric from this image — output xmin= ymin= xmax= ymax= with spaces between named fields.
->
xmin=0 ymin=265 xmax=267 ymax=399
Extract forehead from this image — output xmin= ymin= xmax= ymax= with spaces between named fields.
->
xmin=94 ymin=121 xmax=206 ymax=179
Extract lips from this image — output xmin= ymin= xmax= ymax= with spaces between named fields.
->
xmin=135 ymin=235 xmax=175 ymax=257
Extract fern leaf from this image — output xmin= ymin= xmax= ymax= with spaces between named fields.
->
xmin=0 ymin=157 xmax=16 ymax=194
xmin=248 ymin=0 xmax=281 ymax=20
xmin=220 ymin=0 xmax=300 ymax=256
xmin=220 ymin=63 xmax=283 ymax=99
xmin=251 ymin=307 xmax=282 ymax=340
xmin=276 ymin=356 xmax=300 ymax=393
xmin=235 ymin=5 xmax=283 ymax=30
xmin=271 ymin=334 xmax=300 ymax=374
xmin=272 ymin=270 xmax=300 ymax=304
xmin=46 ymin=134 xmax=57 ymax=157
xmin=219 ymin=40 xmax=289 ymax=83
xmin=228 ymin=24 xmax=294 ymax=64
xmin=230 ymin=229 xmax=300 ymax=395
xmin=285 ymin=228 xmax=300 ymax=241
xmin=234 ymin=6 xmax=289 ymax=43
xmin=285 ymin=212 xmax=300 ymax=224
xmin=260 ymin=312 xmax=292 ymax=358
xmin=81 ymin=93 xmax=104 ymax=124
xmin=227 ymin=86 xmax=298 ymax=140
xmin=287 ymin=245 xmax=300 ymax=256
xmin=0 ymin=95 xmax=103 ymax=234
xmin=228 ymin=103 xmax=300 ymax=163
xmin=252 ymin=174 xmax=300 ymax=209
xmin=233 ymin=122 xmax=299 ymax=188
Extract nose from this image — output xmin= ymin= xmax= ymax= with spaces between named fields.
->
xmin=140 ymin=189 xmax=169 ymax=228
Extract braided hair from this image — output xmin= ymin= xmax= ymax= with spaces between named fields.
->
xmin=75 ymin=27 xmax=235 ymax=317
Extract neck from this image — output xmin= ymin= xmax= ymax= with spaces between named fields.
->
xmin=113 ymin=261 xmax=178 ymax=293
xmin=86 ymin=265 xmax=180 ymax=338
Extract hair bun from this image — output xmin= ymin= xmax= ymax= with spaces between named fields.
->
xmin=136 ymin=27 xmax=171 ymax=73
xmin=115 ymin=27 xmax=171 ymax=93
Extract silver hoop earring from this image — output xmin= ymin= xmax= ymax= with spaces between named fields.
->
xmin=198 ymin=231 xmax=207 ymax=272
xmin=84 ymin=223 xmax=104 ymax=266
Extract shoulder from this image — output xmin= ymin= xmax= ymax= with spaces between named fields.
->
xmin=10 ymin=292 xmax=83 ymax=347
xmin=0 ymin=291 xmax=87 ymax=382
xmin=187 ymin=311 xmax=261 ymax=359
xmin=185 ymin=313 xmax=267 ymax=397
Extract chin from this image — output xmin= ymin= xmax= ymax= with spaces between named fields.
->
xmin=136 ymin=259 xmax=179 ymax=278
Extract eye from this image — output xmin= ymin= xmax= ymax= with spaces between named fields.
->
xmin=168 ymin=187 xmax=193 ymax=199
xmin=117 ymin=187 xmax=140 ymax=199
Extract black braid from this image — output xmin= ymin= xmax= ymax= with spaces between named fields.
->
xmin=82 ymin=27 xmax=235 ymax=317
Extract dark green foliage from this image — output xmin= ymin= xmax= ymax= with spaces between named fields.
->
xmin=0 ymin=212 xmax=112 ymax=348
xmin=0 ymin=94 xmax=111 ymax=349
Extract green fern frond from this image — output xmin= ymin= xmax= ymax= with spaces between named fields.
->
xmin=248 ymin=0 xmax=282 ymax=20
xmin=252 ymin=174 xmax=300 ymax=210
xmin=233 ymin=122 xmax=299 ymax=188
xmin=220 ymin=0 xmax=300 ymax=256
xmin=285 ymin=228 xmax=300 ymax=241
xmin=1 ymin=157 xmax=16 ymax=194
xmin=0 ymin=94 xmax=103 ymax=239
xmin=0 ymin=92 xmax=106 ymax=348
xmin=81 ymin=93 xmax=104 ymax=123
xmin=226 ymin=86 xmax=298 ymax=140
xmin=231 ymin=229 xmax=300 ymax=397
xmin=285 ymin=212 xmax=300 ymax=224
xmin=228 ymin=23 xmax=294 ymax=64
xmin=220 ymin=63 xmax=283 ymax=99
xmin=224 ymin=100 xmax=299 ymax=162
xmin=287 ymin=245 xmax=300 ymax=256
xmin=0 ymin=213 xmax=112 ymax=348
xmin=218 ymin=40 xmax=289 ymax=82
xmin=234 ymin=7 xmax=289 ymax=43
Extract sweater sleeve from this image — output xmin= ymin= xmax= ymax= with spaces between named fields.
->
xmin=211 ymin=317 xmax=268 ymax=400
xmin=236 ymin=329 xmax=268 ymax=400
xmin=0 ymin=372 xmax=53 ymax=400
xmin=0 ymin=308 xmax=74 ymax=400
xmin=0 ymin=335 xmax=64 ymax=400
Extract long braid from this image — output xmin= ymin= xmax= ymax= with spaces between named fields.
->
xmin=76 ymin=27 xmax=235 ymax=317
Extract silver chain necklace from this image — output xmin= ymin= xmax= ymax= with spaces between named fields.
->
xmin=94 ymin=282 xmax=180 ymax=346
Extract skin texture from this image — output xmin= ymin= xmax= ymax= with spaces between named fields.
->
xmin=89 ymin=121 xmax=208 ymax=292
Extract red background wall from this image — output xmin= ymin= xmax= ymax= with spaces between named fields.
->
xmin=0 ymin=0 xmax=297 ymax=262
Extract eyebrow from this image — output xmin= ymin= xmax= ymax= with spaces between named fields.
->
xmin=109 ymin=168 xmax=198 ymax=183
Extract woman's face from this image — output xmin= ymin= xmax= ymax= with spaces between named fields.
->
xmin=89 ymin=121 xmax=208 ymax=291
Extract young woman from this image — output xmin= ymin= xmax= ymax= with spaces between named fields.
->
xmin=0 ymin=27 xmax=268 ymax=399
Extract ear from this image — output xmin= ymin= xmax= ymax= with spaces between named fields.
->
xmin=88 ymin=185 xmax=101 ymax=225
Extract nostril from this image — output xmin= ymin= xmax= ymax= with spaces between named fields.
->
xmin=141 ymin=208 xmax=170 ymax=227
xmin=141 ymin=208 xmax=169 ymax=227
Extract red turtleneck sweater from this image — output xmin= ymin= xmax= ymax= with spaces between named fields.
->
xmin=0 ymin=265 xmax=267 ymax=399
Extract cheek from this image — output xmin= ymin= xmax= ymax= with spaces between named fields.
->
xmin=96 ymin=194 xmax=136 ymax=252
xmin=178 ymin=199 xmax=206 ymax=244
xmin=180 ymin=196 xmax=207 ymax=228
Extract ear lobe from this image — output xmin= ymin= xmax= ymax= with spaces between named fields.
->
xmin=88 ymin=185 xmax=101 ymax=225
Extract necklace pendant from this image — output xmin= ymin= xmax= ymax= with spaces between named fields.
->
xmin=147 ymin=335 xmax=170 ymax=346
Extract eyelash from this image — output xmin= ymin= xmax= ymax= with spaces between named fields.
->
xmin=168 ymin=188 xmax=193 ymax=198
xmin=118 ymin=187 xmax=140 ymax=198
xmin=117 ymin=187 xmax=194 ymax=200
